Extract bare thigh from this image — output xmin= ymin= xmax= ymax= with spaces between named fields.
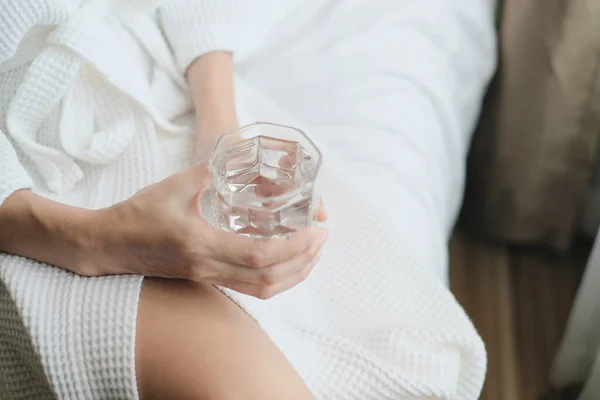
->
xmin=135 ymin=278 xmax=314 ymax=400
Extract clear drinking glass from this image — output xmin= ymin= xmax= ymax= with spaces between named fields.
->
xmin=208 ymin=122 xmax=322 ymax=239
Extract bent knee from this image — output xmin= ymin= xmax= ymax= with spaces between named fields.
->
xmin=135 ymin=278 xmax=314 ymax=400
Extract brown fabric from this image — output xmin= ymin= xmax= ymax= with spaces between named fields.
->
xmin=464 ymin=0 xmax=600 ymax=251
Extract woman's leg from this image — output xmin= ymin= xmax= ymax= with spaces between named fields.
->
xmin=135 ymin=278 xmax=314 ymax=400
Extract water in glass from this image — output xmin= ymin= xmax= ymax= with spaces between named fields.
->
xmin=211 ymin=135 xmax=318 ymax=238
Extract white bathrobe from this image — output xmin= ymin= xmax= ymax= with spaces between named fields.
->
xmin=0 ymin=0 xmax=497 ymax=398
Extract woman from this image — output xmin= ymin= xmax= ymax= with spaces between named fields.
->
xmin=0 ymin=0 xmax=497 ymax=398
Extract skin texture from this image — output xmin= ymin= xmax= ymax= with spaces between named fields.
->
xmin=187 ymin=51 xmax=239 ymax=162
xmin=0 ymin=51 xmax=324 ymax=397
xmin=136 ymin=279 xmax=316 ymax=400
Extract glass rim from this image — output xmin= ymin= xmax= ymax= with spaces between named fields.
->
xmin=208 ymin=122 xmax=323 ymax=204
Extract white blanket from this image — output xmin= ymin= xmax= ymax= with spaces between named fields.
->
xmin=221 ymin=2 xmax=497 ymax=395
xmin=0 ymin=0 xmax=497 ymax=398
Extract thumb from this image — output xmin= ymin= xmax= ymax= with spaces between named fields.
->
xmin=185 ymin=162 xmax=215 ymax=218
xmin=184 ymin=161 xmax=213 ymax=197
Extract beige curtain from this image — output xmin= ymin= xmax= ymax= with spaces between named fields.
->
xmin=463 ymin=0 xmax=600 ymax=251
xmin=463 ymin=0 xmax=600 ymax=396
xmin=552 ymin=226 xmax=600 ymax=398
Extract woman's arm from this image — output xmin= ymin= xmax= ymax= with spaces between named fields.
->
xmin=187 ymin=51 xmax=239 ymax=161
xmin=0 ymin=190 xmax=99 ymax=275
xmin=0 ymin=164 xmax=327 ymax=299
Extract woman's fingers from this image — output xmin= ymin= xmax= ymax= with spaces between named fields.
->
xmin=208 ymin=235 xmax=323 ymax=285
xmin=180 ymin=161 xmax=213 ymax=198
xmin=221 ymin=250 xmax=323 ymax=299
xmin=207 ymin=225 xmax=328 ymax=268
xmin=313 ymin=199 xmax=327 ymax=222
xmin=279 ymin=155 xmax=327 ymax=223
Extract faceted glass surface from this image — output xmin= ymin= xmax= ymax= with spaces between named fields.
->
xmin=209 ymin=123 xmax=322 ymax=239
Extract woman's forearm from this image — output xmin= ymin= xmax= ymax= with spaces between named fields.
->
xmin=187 ymin=52 xmax=239 ymax=157
xmin=187 ymin=52 xmax=237 ymax=122
xmin=0 ymin=190 xmax=101 ymax=275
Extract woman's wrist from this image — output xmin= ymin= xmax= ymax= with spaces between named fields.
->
xmin=0 ymin=190 xmax=112 ymax=276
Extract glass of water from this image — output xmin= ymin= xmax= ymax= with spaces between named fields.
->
xmin=208 ymin=122 xmax=322 ymax=239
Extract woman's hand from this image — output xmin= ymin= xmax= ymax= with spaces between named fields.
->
xmin=93 ymin=162 xmax=328 ymax=299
